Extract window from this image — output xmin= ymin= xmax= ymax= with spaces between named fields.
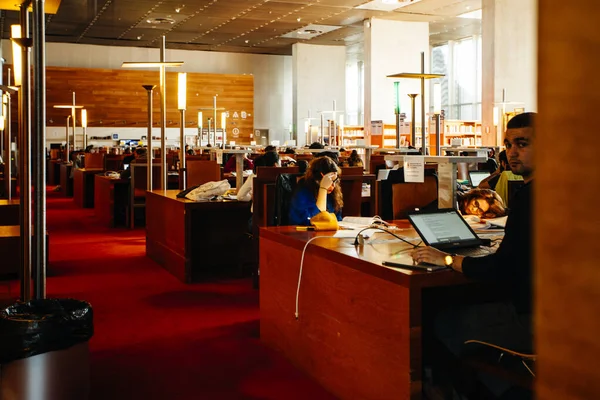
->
xmin=431 ymin=36 xmax=482 ymax=121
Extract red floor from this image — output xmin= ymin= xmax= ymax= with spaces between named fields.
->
xmin=3 ymin=191 xmax=336 ymax=400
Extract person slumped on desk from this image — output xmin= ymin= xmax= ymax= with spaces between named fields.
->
xmin=412 ymin=112 xmax=536 ymax=399
xmin=288 ymin=156 xmax=343 ymax=226
xmin=458 ymin=188 xmax=506 ymax=219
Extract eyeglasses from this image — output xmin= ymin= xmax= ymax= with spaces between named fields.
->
xmin=332 ymin=177 xmax=340 ymax=185
xmin=471 ymin=199 xmax=485 ymax=216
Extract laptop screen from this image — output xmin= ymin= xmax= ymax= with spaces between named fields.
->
xmin=408 ymin=209 xmax=481 ymax=250
xmin=468 ymin=171 xmax=490 ymax=187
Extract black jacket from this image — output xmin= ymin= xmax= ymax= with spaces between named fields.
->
xmin=462 ymin=181 xmax=533 ymax=314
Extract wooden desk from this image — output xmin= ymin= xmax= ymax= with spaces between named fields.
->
xmin=259 ymin=225 xmax=470 ymax=400
xmin=0 ymin=226 xmax=49 ymax=278
xmin=146 ymin=190 xmax=252 ymax=283
xmin=73 ymin=168 xmax=103 ymax=208
xmin=60 ymin=163 xmax=74 ymax=197
xmin=94 ymin=175 xmax=129 ymax=228
xmin=0 ymin=199 xmax=19 ymax=225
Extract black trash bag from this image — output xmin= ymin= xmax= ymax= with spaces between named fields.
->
xmin=0 ymin=298 xmax=94 ymax=364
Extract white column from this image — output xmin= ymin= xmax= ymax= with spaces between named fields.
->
xmin=292 ymin=43 xmax=346 ymax=147
xmin=482 ymin=0 xmax=537 ymax=145
xmin=363 ymin=18 xmax=429 ymax=141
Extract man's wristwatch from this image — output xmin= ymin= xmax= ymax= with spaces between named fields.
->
xmin=444 ymin=254 xmax=457 ymax=268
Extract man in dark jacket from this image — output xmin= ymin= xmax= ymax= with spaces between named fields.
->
xmin=412 ymin=112 xmax=536 ymax=398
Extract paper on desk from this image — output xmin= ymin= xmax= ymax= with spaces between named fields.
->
xmin=333 ymin=228 xmax=381 ymax=238
xmin=483 ymin=216 xmax=507 ymax=228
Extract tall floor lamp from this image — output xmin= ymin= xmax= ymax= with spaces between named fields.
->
xmin=143 ymin=85 xmax=157 ymax=191
xmin=178 ymin=73 xmax=187 ymax=189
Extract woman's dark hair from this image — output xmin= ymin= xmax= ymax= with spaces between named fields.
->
xmin=296 ymin=160 xmax=309 ymax=174
xmin=348 ymin=150 xmax=363 ymax=167
xmin=309 ymin=142 xmax=324 ymax=149
xmin=458 ymin=188 xmax=506 ymax=219
xmin=304 ymin=156 xmax=343 ymax=212
xmin=262 ymin=151 xmax=279 ymax=166
xmin=284 ymin=147 xmax=296 ymax=154
xmin=264 ymin=145 xmax=277 ymax=152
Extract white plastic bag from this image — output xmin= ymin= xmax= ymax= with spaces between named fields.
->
xmin=185 ymin=179 xmax=231 ymax=201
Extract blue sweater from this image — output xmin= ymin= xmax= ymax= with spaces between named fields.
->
xmin=288 ymin=184 xmax=342 ymax=226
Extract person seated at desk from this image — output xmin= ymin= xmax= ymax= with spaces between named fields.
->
xmin=223 ymin=153 xmax=254 ymax=174
xmin=185 ymin=145 xmax=194 ymax=156
xmin=479 ymin=150 xmax=523 ymax=207
xmin=345 ymin=150 xmax=364 ymax=168
xmin=122 ymin=147 xmax=135 ymax=167
xmin=411 ymin=112 xmax=536 ymax=399
xmin=237 ymin=152 xmax=280 ymax=205
xmin=120 ymin=147 xmax=147 ymax=179
xmin=289 ymin=156 xmax=343 ymax=226
xmin=458 ymin=188 xmax=506 ymax=219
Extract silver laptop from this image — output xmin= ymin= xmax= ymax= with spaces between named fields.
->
xmin=468 ymin=171 xmax=490 ymax=188
xmin=382 ymin=209 xmax=491 ymax=271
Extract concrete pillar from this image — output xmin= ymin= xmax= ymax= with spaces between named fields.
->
xmin=292 ymin=43 xmax=346 ymax=147
xmin=482 ymin=0 xmax=537 ymax=145
xmin=363 ymin=18 xmax=429 ymax=141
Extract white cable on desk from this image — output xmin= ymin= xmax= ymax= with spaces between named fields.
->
xmin=295 ymin=236 xmax=327 ymax=320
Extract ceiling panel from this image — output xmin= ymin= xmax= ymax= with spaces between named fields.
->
xmin=0 ymin=0 xmax=482 ymax=56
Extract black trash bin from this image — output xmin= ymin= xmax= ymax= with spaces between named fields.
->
xmin=0 ymin=298 xmax=94 ymax=400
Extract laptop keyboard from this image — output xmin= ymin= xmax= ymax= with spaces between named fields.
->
xmin=454 ymin=247 xmax=494 ymax=257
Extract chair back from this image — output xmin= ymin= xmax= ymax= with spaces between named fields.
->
xmin=252 ymin=168 xmax=300 ymax=230
xmin=130 ymin=163 xmax=161 ymax=192
xmin=340 ymin=166 xmax=363 ymax=176
xmin=256 ymin=166 xmax=299 ymax=179
xmin=104 ymin=154 xmax=124 ymax=172
xmin=274 ymin=173 xmax=303 ymax=226
xmin=379 ymin=168 xmax=438 ymax=220
xmin=84 ymin=153 xmax=104 ymax=169
xmin=186 ymin=160 xmax=221 ymax=188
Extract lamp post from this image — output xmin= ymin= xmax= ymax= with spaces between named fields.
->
xmin=65 ymin=115 xmax=71 ymax=163
xmin=122 ymin=36 xmax=184 ymax=190
xmin=81 ymin=109 xmax=87 ymax=149
xmin=221 ymin=111 xmax=227 ymax=146
xmin=143 ymin=85 xmax=157 ymax=191
xmin=197 ymin=111 xmax=203 ymax=146
xmin=407 ymin=94 xmax=418 ymax=147
xmin=433 ymin=82 xmax=442 ymax=156
xmin=53 ymin=92 xmax=83 ymax=151
xmin=178 ymin=73 xmax=187 ymax=189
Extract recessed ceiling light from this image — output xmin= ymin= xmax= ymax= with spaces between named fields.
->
xmin=297 ymin=17 xmax=301 ymax=22
xmin=245 ymin=40 xmax=249 ymax=43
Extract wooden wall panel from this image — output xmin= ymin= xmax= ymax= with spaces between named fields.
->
xmin=536 ymin=2 xmax=600 ymax=399
xmin=31 ymin=66 xmax=253 ymax=143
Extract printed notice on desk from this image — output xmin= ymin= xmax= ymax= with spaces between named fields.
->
xmin=216 ymin=150 xmax=224 ymax=164
xmin=403 ymin=156 xmax=424 ymax=183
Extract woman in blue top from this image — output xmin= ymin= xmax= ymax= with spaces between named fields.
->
xmin=288 ymin=156 xmax=343 ymax=226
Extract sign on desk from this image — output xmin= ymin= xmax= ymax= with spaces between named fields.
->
xmin=403 ymin=156 xmax=424 ymax=183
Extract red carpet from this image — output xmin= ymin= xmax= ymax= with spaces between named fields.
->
xmin=5 ymin=191 xmax=337 ymax=400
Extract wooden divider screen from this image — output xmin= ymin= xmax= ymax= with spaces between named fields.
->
xmin=40 ymin=66 xmax=254 ymax=143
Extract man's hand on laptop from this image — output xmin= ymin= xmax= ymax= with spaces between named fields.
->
xmin=411 ymin=247 xmax=465 ymax=273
